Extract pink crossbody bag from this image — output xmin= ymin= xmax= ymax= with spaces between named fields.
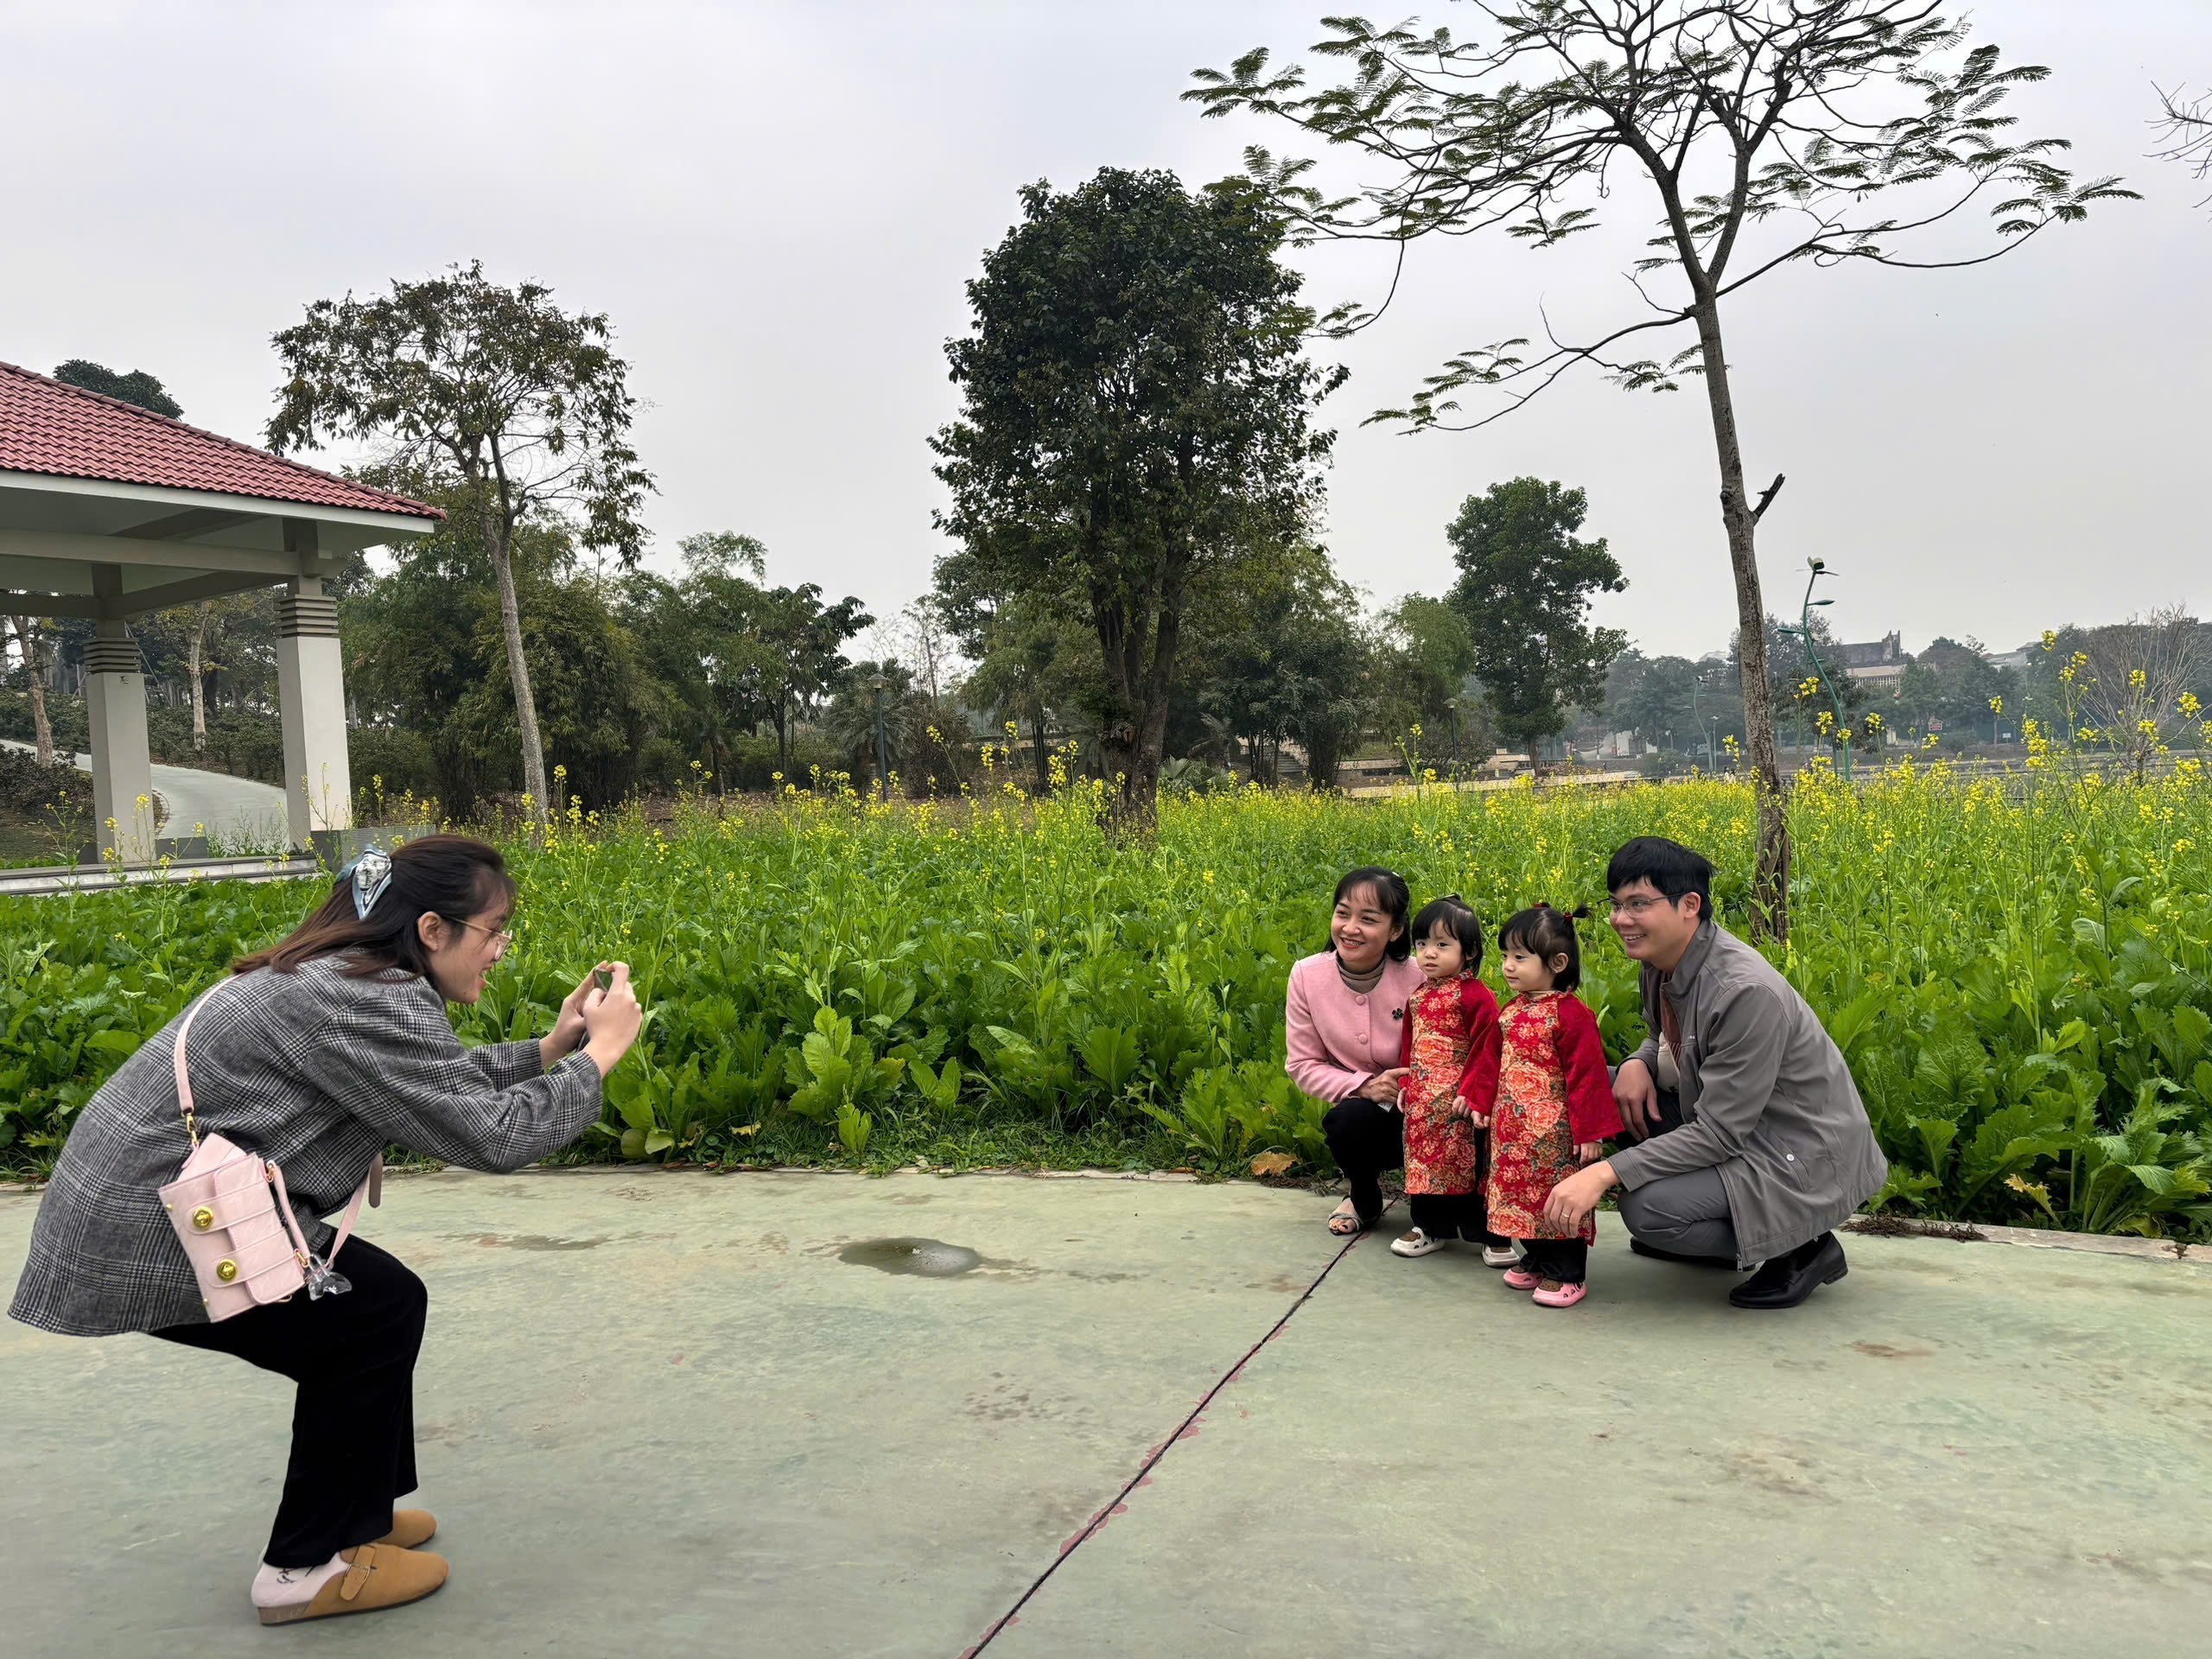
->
xmin=158 ymin=978 xmax=381 ymax=1320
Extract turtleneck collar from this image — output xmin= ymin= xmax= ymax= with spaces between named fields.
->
xmin=1336 ymin=955 xmax=1387 ymax=995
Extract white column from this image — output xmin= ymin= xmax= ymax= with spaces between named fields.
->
xmin=85 ymin=618 xmax=156 ymax=862
xmin=276 ymin=575 xmax=353 ymax=849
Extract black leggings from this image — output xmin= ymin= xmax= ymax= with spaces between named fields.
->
xmin=1408 ymin=1191 xmax=1503 ymax=1243
xmin=1324 ymin=1096 xmax=1504 ymax=1242
xmin=152 ymin=1236 xmax=426 ymax=1568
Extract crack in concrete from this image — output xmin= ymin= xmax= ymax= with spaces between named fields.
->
xmin=957 ymin=1199 xmax=1396 ymax=1657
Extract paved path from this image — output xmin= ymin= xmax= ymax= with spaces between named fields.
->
xmin=2 ymin=1171 xmax=2206 ymax=1657
xmin=2 ymin=737 xmax=286 ymax=843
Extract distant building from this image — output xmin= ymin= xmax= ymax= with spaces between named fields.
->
xmin=1838 ymin=631 xmax=1908 ymax=690
xmin=1987 ymin=641 xmax=2037 ymax=671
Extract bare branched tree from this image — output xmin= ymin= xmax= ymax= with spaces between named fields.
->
xmin=2076 ymin=605 xmax=2209 ymax=781
xmin=2152 ymin=82 xmax=2212 ymax=207
xmin=1191 ymin=0 xmax=2135 ymax=938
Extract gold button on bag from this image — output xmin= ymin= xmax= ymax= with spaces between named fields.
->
xmin=191 ymin=1206 xmax=215 ymax=1231
xmin=215 ymin=1259 xmax=239 ymax=1283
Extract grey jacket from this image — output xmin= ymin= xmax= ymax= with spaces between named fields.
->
xmin=10 ymin=956 xmax=603 ymax=1338
xmin=1609 ymin=921 xmax=1885 ymax=1262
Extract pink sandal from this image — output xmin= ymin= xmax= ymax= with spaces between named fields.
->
xmin=1502 ymin=1265 xmax=1541 ymax=1290
xmin=1531 ymin=1279 xmax=1587 ymax=1308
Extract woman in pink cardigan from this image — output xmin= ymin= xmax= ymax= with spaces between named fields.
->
xmin=1286 ymin=867 xmax=1512 ymax=1251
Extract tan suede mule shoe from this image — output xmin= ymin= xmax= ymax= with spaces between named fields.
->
xmin=372 ymin=1509 xmax=436 ymax=1548
xmin=257 ymin=1542 xmax=448 ymax=1626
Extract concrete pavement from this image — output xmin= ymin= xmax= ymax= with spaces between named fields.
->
xmin=2 ymin=1170 xmax=2206 ymax=1658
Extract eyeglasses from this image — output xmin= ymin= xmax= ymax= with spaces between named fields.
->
xmin=1605 ymin=894 xmax=1674 ymax=918
xmin=451 ymin=918 xmax=515 ymax=954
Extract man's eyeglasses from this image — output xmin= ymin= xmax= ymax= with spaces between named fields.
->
xmin=1605 ymin=894 xmax=1675 ymax=918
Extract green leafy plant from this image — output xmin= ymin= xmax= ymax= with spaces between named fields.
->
xmin=6 ymin=760 xmax=2207 ymax=1243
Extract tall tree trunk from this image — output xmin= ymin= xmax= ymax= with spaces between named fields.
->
xmin=11 ymin=617 xmax=54 ymax=766
xmin=482 ymin=504 xmax=550 ymax=827
xmin=188 ymin=603 xmax=209 ymax=754
xmin=1691 ymin=299 xmax=1788 ymax=943
xmin=1033 ymin=701 xmax=1049 ymax=793
xmin=1096 ymin=575 xmax=1186 ymax=834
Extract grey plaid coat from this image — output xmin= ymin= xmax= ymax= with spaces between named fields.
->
xmin=10 ymin=956 xmax=603 ymax=1338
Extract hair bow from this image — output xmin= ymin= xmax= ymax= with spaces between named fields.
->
xmin=340 ymin=847 xmax=393 ymax=920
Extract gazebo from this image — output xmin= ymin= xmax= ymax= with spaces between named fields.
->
xmin=0 ymin=361 xmax=440 ymax=861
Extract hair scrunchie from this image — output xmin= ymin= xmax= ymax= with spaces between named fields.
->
xmin=340 ymin=847 xmax=393 ymax=919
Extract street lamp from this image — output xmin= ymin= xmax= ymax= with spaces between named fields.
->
xmin=869 ymin=672 xmax=889 ymax=800
xmin=1777 ymin=557 xmax=1849 ymax=781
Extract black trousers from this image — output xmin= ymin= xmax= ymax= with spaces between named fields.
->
xmin=1520 ymin=1236 xmax=1590 ymax=1284
xmin=1407 ymin=1190 xmax=1495 ymax=1240
xmin=152 ymin=1237 xmax=426 ymax=1568
xmin=1324 ymin=1096 xmax=1505 ymax=1243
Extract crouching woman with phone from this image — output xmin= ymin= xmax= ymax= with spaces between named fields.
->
xmin=9 ymin=835 xmax=642 ymax=1626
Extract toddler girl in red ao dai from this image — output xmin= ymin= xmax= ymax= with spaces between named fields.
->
xmin=1472 ymin=904 xmax=1623 ymax=1306
xmin=1388 ymin=895 xmax=1510 ymax=1262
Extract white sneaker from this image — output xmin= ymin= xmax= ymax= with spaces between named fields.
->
xmin=1391 ymin=1228 xmax=1449 ymax=1257
xmin=1481 ymin=1243 xmax=1522 ymax=1268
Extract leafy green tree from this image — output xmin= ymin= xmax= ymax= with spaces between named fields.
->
xmin=3 ymin=616 xmax=55 ymax=765
xmin=754 ymin=584 xmax=871 ymax=776
xmin=1376 ymin=594 xmax=1478 ymax=751
xmin=1897 ymin=638 xmax=2014 ymax=746
xmin=51 ymin=359 xmax=182 ymax=418
xmin=22 ymin=363 xmax=189 ymax=764
xmin=1734 ymin=613 xmax=1868 ymax=755
xmin=267 ymin=260 xmax=654 ymax=824
xmin=950 ymin=591 xmax=1097 ymax=792
xmin=819 ymin=660 xmax=965 ymax=795
xmin=658 ymin=532 xmax=779 ymax=783
xmin=1446 ymin=479 xmax=1626 ymax=760
xmin=1191 ymin=548 xmax=1370 ymax=786
xmin=1192 ymin=1 xmax=2133 ymax=938
xmin=1605 ymin=649 xmax=1716 ymax=755
xmin=932 ymin=167 xmax=1338 ymax=824
xmin=341 ymin=477 xmax=658 ymax=816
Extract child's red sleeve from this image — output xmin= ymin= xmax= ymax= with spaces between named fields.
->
xmin=1454 ymin=977 xmax=1501 ymax=1114
xmin=1558 ymin=995 xmax=1623 ymax=1143
xmin=1397 ymin=995 xmax=1415 ymax=1071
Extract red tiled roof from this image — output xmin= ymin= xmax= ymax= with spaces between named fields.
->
xmin=0 ymin=359 xmax=441 ymax=520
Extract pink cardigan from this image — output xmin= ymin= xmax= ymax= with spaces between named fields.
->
xmin=1284 ymin=950 xmax=1427 ymax=1103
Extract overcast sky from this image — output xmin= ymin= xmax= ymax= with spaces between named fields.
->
xmin=3 ymin=1 xmax=2206 ymax=660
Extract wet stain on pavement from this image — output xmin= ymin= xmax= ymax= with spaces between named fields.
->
xmin=838 ymin=1237 xmax=982 ymax=1276
xmin=1852 ymin=1340 xmax=1936 ymax=1359
xmin=451 ymin=1233 xmax=612 ymax=1251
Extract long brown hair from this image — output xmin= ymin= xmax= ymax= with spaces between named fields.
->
xmin=232 ymin=835 xmax=518 ymax=979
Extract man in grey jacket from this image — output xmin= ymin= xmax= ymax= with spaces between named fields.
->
xmin=1542 ymin=836 xmax=1887 ymax=1309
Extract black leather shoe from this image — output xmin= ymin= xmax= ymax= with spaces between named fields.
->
xmin=1629 ymin=1236 xmax=1739 ymax=1269
xmin=1728 ymin=1232 xmax=1847 ymax=1309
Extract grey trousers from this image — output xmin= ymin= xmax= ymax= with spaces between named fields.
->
xmin=1613 ymin=1088 xmax=1742 ymax=1262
